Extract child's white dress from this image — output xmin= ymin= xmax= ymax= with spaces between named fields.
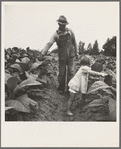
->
xmin=68 ymin=65 xmax=91 ymax=94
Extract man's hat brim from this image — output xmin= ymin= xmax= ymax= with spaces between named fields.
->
xmin=57 ymin=20 xmax=69 ymax=25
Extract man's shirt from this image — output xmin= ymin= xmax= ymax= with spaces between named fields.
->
xmin=41 ymin=28 xmax=78 ymax=56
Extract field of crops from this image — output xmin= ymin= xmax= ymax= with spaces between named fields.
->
xmin=5 ymin=47 xmax=116 ymax=121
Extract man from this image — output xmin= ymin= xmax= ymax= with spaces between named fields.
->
xmin=41 ymin=15 xmax=79 ymax=94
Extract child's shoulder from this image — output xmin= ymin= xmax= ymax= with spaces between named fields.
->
xmin=76 ymin=65 xmax=91 ymax=74
xmin=81 ymin=65 xmax=91 ymax=70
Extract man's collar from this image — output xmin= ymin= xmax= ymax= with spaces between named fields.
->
xmin=57 ymin=28 xmax=70 ymax=35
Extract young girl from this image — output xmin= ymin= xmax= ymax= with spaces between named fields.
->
xmin=67 ymin=56 xmax=107 ymax=116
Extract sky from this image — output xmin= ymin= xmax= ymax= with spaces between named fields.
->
xmin=2 ymin=2 xmax=119 ymax=52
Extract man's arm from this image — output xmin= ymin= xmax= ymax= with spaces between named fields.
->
xmin=41 ymin=32 xmax=56 ymax=56
xmin=71 ymin=30 xmax=79 ymax=56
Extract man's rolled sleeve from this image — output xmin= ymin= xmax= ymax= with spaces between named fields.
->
xmin=41 ymin=32 xmax=57 ymax=55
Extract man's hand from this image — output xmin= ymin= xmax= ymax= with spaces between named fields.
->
xmin=40 ymin=52 xmax=44 ymax=58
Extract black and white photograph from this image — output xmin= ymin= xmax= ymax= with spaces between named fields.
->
xmin=1 ymin=1 xmax=119 ymax=147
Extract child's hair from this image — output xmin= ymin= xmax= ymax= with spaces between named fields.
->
xmin=80 ymin=56 xmax=90 ymax=66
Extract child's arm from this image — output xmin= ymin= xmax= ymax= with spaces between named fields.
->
xmin=82 ymin=67 xmax=107 ymax=77
xmin=87 ymin=69 xmax=107 ymax=77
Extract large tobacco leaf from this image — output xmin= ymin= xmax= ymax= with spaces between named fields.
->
xmin=10 ymin=63 xmax=23 ymax=72
xmin=5 ymin=107 xmax=13 ymax=111
xmin=37 ymin=75 xmax=49 ymax=85
xmin=7 ymin=77 xmax=20 ymax=90
xmin=15 ymin=78 xmax=43 ymax=91
xmin=88 ymin=99 xmax=108 ymax=107
xmin=102 ymin=88 xmax=115 ymax=99
xmin=5 ymin=73 xmax=12 ymax=84
xmin=25 ymin=71 xmax=38 ymax=80
xmin=5 ymin=94 xmax=39 ymax=113
xmin=21 ymin=57 xmax=30 ymax=63
xmin=87 ymin=81 xmax=110 ymax=94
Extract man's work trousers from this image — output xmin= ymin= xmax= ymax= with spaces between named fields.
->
xmin=58 ymin=57 xmax=74 ymax=92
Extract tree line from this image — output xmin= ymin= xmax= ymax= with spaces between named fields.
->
xmin=78 ymin=36 xmax=116 ymax=56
